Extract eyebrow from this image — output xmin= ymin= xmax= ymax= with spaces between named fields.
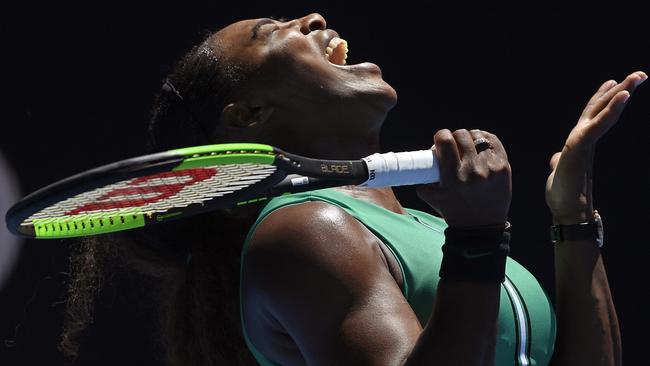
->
xmin=251 ymin=18 xmax=276 ymax=40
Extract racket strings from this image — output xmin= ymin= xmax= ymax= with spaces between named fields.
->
xmin=22 ymin=163 xmax=277 ymax=229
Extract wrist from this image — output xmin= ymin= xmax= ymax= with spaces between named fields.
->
xmin=550 ymin=210 xmax=603 ymax=248
xmin=440 ymin=223 xmax=511 ymax=283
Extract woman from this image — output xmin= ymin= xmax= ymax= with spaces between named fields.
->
xmin=62 ymin=13 xmax=645 ymax=366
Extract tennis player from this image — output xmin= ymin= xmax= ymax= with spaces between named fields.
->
xmin=61 ymin=13 xmax=645 ymax=366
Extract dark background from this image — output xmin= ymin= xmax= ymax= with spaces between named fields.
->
xmin=1 ymin=0 xmax=649 ymax=365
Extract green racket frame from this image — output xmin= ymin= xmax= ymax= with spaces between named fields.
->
xmin=6 ymin=143 xmax=368 ymax=239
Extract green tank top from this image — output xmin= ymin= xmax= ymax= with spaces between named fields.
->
xmin=240 ymin=188 xmax=556 ymax=365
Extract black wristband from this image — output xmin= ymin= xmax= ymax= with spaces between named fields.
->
xmin=439 ymin=223 xmax=511 ymax=283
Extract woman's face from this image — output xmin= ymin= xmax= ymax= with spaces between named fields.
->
xmin=211 ymin=13 xmax=397 ymax=140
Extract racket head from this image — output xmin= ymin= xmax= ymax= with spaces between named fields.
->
xmin=6 ymin=143 xmax=285 ymax=239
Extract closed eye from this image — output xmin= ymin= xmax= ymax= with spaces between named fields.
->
xmin=251 ymin=17 xmax=286 ymax=40
xmin=260 ymin=23 xmax=280 ymax=36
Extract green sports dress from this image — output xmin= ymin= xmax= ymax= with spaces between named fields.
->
xmin=240 ymin=188 xmax=556 ymax=365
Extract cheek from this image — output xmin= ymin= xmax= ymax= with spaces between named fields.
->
xmin=262 ymin=53 xmax=333 ymax=91
xmin=266 ymin=32 xmax=325 ymax=67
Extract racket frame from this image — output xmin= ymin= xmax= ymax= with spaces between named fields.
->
xmin=6 ymin=143 xmax=369 ymax=239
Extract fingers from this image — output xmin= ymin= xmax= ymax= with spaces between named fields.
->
xmin=433 ymin=129 xmax=509 ymax=181
xmin=433 ymin=129 xmax=461 ymax=180
xmin=468 ymin=129 xmax=483 ymax=141
xmin=583 ymin=71 xmax=647 ymax=119
xmin=482 ymin=131 xmax=508 ymax=160
xmin=432 ymin=129 xmax=485 ymax=185
xmin=549 ymin=152 xmax=561 ymax=172
xmin=468 ymin=129 xmax=489 ymax=153
xmin=421 ymin=128 xmax=512 ymax=226
xmin=585 ymin=79 xmax=617 ymax=109
xmin=582 ymin=90 xmax=631 ymax=144
xmin=437 ymin=129 xmax=508 ymax=162
xmin=452 ymin=129 xmax=477 ymax=159
xmin=469 ymin=129 xmax=509 ymax=168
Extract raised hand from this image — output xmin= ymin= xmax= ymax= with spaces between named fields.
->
xmin=545 ymin=71 xmax=647 ymax=224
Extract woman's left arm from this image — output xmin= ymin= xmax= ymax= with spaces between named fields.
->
xmin=545 ymin=71 xmax=646 ymax=366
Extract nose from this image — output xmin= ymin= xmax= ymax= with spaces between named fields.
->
xmin=294 ymin=13 xmax=327 ymax=34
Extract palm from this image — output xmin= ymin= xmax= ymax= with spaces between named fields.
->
xmin=545 ymin=72 xmax=646 ymax=224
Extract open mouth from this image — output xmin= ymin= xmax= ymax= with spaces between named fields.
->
xmin=325 ymin=37 xmax=348 ymax=66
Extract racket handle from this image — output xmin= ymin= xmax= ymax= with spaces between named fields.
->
xmin=360 ymin=149 xmax=440 ymax=188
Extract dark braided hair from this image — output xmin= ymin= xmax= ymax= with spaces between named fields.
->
xmin=60 ymin=33 xmax=260 ymax=366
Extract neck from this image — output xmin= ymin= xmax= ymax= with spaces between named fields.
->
xmin=292 ymin=132 xmax=381 ymax=160
xmin=263 ymin=107 xmax=386 ymax=160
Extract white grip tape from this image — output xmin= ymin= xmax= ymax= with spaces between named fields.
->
xmin=291 ymin=176 xmax=309 ymax=186
xmin=360 ymin=150 xmax=440 ymax=188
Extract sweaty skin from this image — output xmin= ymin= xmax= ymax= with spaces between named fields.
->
xmin=206 ymin=13 xmax=639 ymax=366
xmin=214 ymin=14 xmax=397 ymax=161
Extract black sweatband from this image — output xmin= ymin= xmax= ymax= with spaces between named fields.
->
xmin=439 ymin=223 xmax=511 ymax=282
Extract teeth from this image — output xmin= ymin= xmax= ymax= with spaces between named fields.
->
xmin=325 ymin=37 xmax=348 ymax=66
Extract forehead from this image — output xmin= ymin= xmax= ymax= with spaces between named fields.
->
xmin=215 ymin=19 xmax=262 ymax=46
xmin=209 ymin=19 xmax=264 ymax=61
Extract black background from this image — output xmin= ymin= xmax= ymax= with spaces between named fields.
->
xmin=1 ymin=0 xmax=649 ymax=365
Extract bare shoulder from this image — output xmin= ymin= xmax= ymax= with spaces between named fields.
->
xmin=242 ymin=201 xmax=388 ymax=293
xmin=246 ymin=201 xmax=381 ymax=259
xmin=241 ymin=201 xmax=421 ymax=365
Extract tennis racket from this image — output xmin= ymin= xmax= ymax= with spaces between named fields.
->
xmin=6 ymin=143 xmax=439 ymax=239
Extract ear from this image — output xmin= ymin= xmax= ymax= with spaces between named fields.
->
xmin=221 ymin=103 xmax=274 ymax=130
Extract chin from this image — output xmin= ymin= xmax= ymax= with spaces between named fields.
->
xmin=338 ymin=66 xmax=398 ymax=111
xmin=381 ymin=81 xmax=398 ymax=109
xmin=361 ymin=78 xmax=398 ymax=114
